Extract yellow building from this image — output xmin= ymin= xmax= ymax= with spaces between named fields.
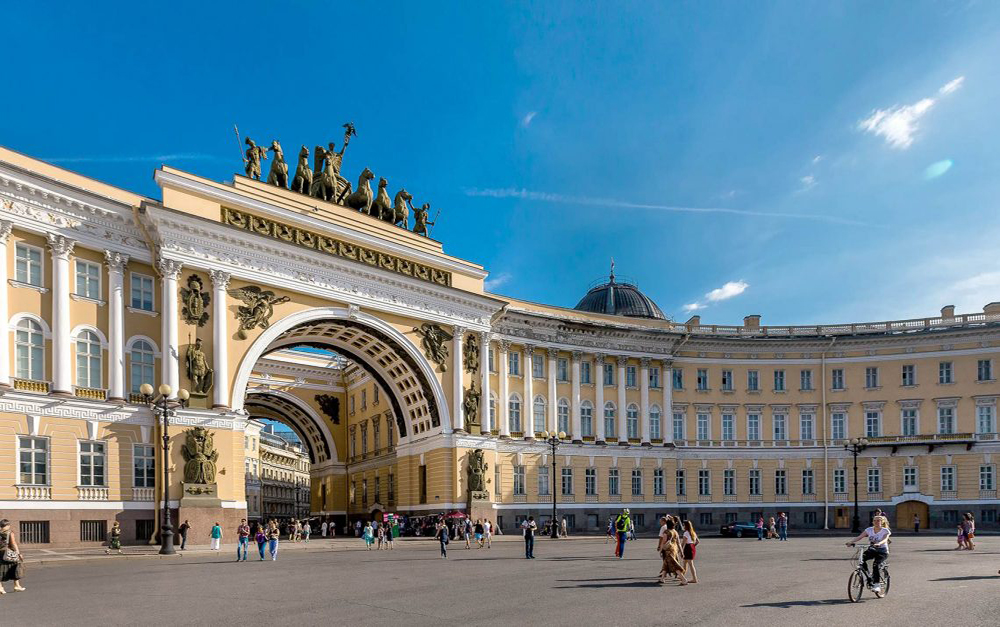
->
xmin=0 ymin=144 xmax=996 ymax=547
xmin=259 ymin=429 xmax=310 ymax=522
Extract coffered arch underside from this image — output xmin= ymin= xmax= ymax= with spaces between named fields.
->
xmin=245 ymin=390 xmax=336 ymax=464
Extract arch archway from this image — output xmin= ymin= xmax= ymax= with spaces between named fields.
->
xmin=232 ymin=307 xmax=452 ymax=442
xmin=245 ymin=389 xmax=339 ymax=464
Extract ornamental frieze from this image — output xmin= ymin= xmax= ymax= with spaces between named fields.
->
xmin=221 ymin=207 xmax=451 ymax=287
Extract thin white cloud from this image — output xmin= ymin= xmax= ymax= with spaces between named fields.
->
xmin=43 ymin=153 xmax=221 ymax=164
xmin=705 ymin=280 xmax=749 ymax=302
xmin=812 ymin=155 xmax=823 ymax=164
xmin=521 ymin=111 xmax=537 ymax=127
xmin=484 ymin=271 xmax=513 ymax=292
xmin=858 ymin=76 xmax=964 ymax=149
xmin=799 ymin=175 xmax=817 ymax=191
xmin=682 ymin=303 xmax=706 ymax=313
xmin=463 ymin=187 xmax=870 ymax=227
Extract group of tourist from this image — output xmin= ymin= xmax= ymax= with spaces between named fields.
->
xmin=755 ymin=513 xmax=789 ymax=541
xmin=956 ymin=512 xmax=977 ymax=550
xmin=657 ymin=515 xmax=699 ymax=585
xmin=360 ymin=520 xmax=396 ymax=550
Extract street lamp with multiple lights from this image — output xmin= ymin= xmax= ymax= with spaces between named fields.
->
xmin=540 ymin=430 xmax=567 ymax=539
xmin=845 ymin=437 xmax=869 ymax=534
xmin=139 ymin=383 xmax=189 ymax=555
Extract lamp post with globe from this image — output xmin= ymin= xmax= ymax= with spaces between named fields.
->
xmin=139 ymin=383 xmax=190 ymax=555
xmin=540 ymin=430 xmax=566 ymax=539
xmin=845 ymin=437 xmax=868 ymax=534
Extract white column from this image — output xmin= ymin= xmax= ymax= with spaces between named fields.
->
xmin=663 ymin=359 xmax=673 ymax=443
xmin=594 ymin=353 xmax=606 ymax=443
xmin=571 ymin=351 xmax=582 ymax=442
xmin=523 ymin=344 xmax=534 ymax=438
xmin=209 ymin=270 xmax=231 ymax=408
xmin=452 ymin=326 xmax=465 ymax=432
xmin=640 ymin=357 xmax=651 ymax=445
xmin=47 ymin=234 xmax=76 ymax=395
xmin=104 ymin=251 xmax=129 ymax=401
xmin=0 ymin=221 xmax=12 ymax=387
xmin=617 ymin=355 xmax=627 ymax=441
xmin=479 ymin=332 xmax=491 ymax=432
xmin=547 ymin=348 xmax=558 ymax=434
xmin=158 ymin=258 xmax=182 ymax=396
xmin=498 ymin=340 xmax=510 ymax=437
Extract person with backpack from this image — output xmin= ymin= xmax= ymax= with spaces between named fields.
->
xmin=614 ymin=509 xmax=631 ymax=558
xmin=437 ymin=520 xmax=450 ymax=558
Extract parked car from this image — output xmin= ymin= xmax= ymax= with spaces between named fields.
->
xmin=720 ymin=521 xmax=758 ymax=538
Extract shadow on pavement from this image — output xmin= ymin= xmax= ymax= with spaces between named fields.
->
xmin=742 ymin=599 xmax=853 ymax=608
xmin=553 ymin=580 xmax=664 ymax=589
xmin=930 ymin=575 xmax=1000 ymax=581
xmin=800 ymin=558 xmax=850 ymax=561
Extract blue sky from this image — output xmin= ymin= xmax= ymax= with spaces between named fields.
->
xmin=4 ymin=1 xmax=999 ymax=325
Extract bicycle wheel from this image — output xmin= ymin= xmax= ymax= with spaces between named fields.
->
xmin=880 ymin=570 xmax=890 ymax=596
xmin=848 ymin=571 xmax=865 ymax=602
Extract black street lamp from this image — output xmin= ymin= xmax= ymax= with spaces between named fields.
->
xmin=140 ymin=383 xmax=190 ymax=555
xmin=540 ymin=429 xmax=566 ymax=539
xmin=844 ymin=437 xmax=868 ymax=534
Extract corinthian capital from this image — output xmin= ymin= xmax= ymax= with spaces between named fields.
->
xmin=209 ymin=269 xmax=232 ymax=290
xmin=46 ymin=233 xmax=76 ymax=260
xmin=156 ymin=257 xmax=183 ymax=279
xmin=616 ymin=355 xmax=629 ymax=367
xmin=104 ymin=250 xmax=130 ymax=273
xmin=0 ymin=220 xmax=12 ymax=244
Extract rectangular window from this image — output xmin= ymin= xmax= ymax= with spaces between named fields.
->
xmin=902 ymin=409 xmax=918 ymax=436
xmin=978 ymin=406 xmax=996 ymax=434
xmin=672 ymin=412 xmax=685 ymax=441
xmin=581 ymin=361 xmax=592 ymax=384
xmin=721 ymin=413 xmax=734 ymax=441
xmin=800 ymin=414 xmax=814 ymax=440
xmin=561 ymin=468 xmax=573 ymax=495
xmin=362 ymin=479 xmax=368 ymax=505
xmin=508 ymin=352 xmax=520 ymax=376
xmin=361 ymin=389 xmax=367 ymax=410
xmin=800 ymin=369 xmax=813 ymax=391
xmin=723 ymin=469 xmax=735 ymax=496
xmin=867 ymin=468 xmax=881 ymax=493
xmin=698 ymin=469 xmax=710 ymax=496
xmin=865 ymin=411 xmax=881 ymax=438
xmin=943 ymin=510 xmax=959 ymax=524
xmin=938 ymin=407 xmax=955 ymax=434
xmin=831 ymin=412 xmax=846 ymax=440
xmin=773 ymin=414 xmax=786 ymax=441
xmin=747 ymin=370 xmax=759 ymax=391
xmin=726 ymin=512 xmax=738 ymax=524
xmin=79 ymin=441 xmax=106 ymax=486
xmin=721 ymin=369 xmax=733 ymax=391
xmin=941 ymin=466 xmax=955 ymax=492
xmin=979 ymin=359 xmax=994 ymax=382
xmin=748 ymin=469 xmax=761 ymax=495
xmin=19 ymin=436 xmax=48 ymax=485
xmin=983 ymin=510 xmax=998 ymax=523
xmin=802 ymin=469 xmax=815 ymax=495
xmin=981 ymin=465 xmax=995 ymax=491
xmin=697 ymin=369 xmax=709 ymax=390
xmin=673 ymin=368 xmax=683 ymax=390
xmin=939 ymin=361 xmax=953 ymax=384
xmin=650 ymin=408 xmax=661 ymax=440
xmin=832 ymin=368 xmax=845 ymax=390
xmin=557 ymin=358 xmax=568 ymax=382
xmin=513 ymin=465 xmax=525 ymax=495
xmin=774 ymin=469 xmax=787 ymax=495
xmin=675 ymin=469 xmax=686 ymax=496
xmin=604 ymin=404 xmax=616 ymax=438
xmin=581 ymin=404 xmax=593 ymax=437
xmin=834 ymin=469 xmax=846 ymax=493
xmin=904 ymin=466 xmax=918 ymax=490
xmin=361 ymin=426 xmax=368 ymax=453
xmin=699 ymin=512 xmax=713 ymax=526
xmin=558 ymin=401 xmax=569 ymax=434
xmin=538 ymin=465 xmax=550 ymax=496
xmin=773 ymin=370 xmax=785 ymax=391
xmin=747 ymin=414 xmax=761 ymax=441
xmin=19 ymin=521 xmax=50 ymax=544
xmin=75 ymin=260 xmax=101 ymax=299
xmin=585 ymin=468 xmax=597 ymax=495
xmin=865 ymin=367 xmax=879 ymax=389
xmin=649 ymin=367 xmax=660 ymax=389
xmin=803 ymin=511 xmax=817 ymax=525
xmin=626 ymin=365 xmax=637 ymax=388
xmin=532 ymin=354 xmax=543 ymax=379
xmin=15 ymin=243 xmax=43 ymax=287
xmin=130 ymin=273 xmax=154 ymax=311
xmin=608 ymin=468 xmax=620 ymax=496
xmin=653 ymin=469 xmax=664 ymax=495
xmin=902 ymin=364 xmax=915 ymax=386
xmin=488 ymin=348 xmax=495 ymax=372
xmin=697 ymin=413 xmax=710 ymax=440
xmin=632 ymin=469 xmax=643 ymax=496
xmin=603 ymin=363 xmax=614 ymax=386
xmin=133 ymin=444 xmax=155 ymax=488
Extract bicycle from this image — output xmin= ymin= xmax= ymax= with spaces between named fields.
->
xmin=847 ymin=544 xmax=890 ymax=602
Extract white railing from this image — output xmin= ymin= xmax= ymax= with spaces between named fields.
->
xmin=653 ymin=494 xmax=667 ymax=502
xmin=608 ymin=494 xmax=622 ymax=503
xmin=866 ymin=492 xmax=883 ymax=501
xmin=633 ymin=494 xmax=645 ymax=502
xmin=698 ymin=494 xmax=711 ymax=503
xmin=78 ymin=486 xmax=110 ymax=501
xmin=775 ymin=494 xmax=788 ymax=502
xmin=585 ymin=494 xmax=599 ymax=503
xmin=674 ymin=311 xmax=1000 ymax=338
xmin=980 ymin=490 xmax=997 ymax=499
xmin=132 ymin=487 xmax=155 ymax=501
xmin=748 ymin=494 xmax=763 ymax=502
xmin=803 ymin=494 xmax=817 ymax=502
xmin=834 ymin=492 xmax=849 ymax=502
xmin=16 ymin=485 xmax=51 ymax=500
xmin=940 ymin=490 xmax=958 ymax=500
xmin=512 ymin=494 xmax=527 ymax=503
xmin=723 ymin=494 xmax=738 ymax=503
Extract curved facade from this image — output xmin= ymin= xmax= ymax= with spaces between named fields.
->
xmin=0 ymin=145 xmax=997 ymax=547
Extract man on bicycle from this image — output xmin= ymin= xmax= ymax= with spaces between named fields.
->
xmin=846 ymin=514 xmax=891 ymax=595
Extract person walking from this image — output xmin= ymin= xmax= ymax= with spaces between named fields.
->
xmin=179 ymin=520 xmax=190 ymax=550
xmin=963 ymin=513 xmax=976 ymax=550
xmin=767 ymin=516 xmax=777 ymax=540
xmin=777 ymin=512 xmax=788 ymax=541
xmin=255 ymin=527 xmax=268 ymax=560
xmin=681 ymin=520 xmax=700 ymax=584
xmin=657 ymin=517 xmax=685 ymax=585
xmin=0 ymin=519 xmax=26 ymax=594
xmin=561 ymin=517 xmax=568 ymax=537
xmin=236 ymin=519 xmax=250 ymax=561
xmin=484 ymin=519 xmax=493 ymax=548
xmin=606 ymin=518 xmax=615 ymax=544
xmin=354 ymin=520 xmax=362 ymax=537
xmin=295 ymin=520 xmax=303 ymax=543
xmin=384 ymin=523 xmax=394 ymax=550
xmin=267 ymin=520 xmax=280 ymax=561
xmin=464 ymin=518 xmax=473 ymax=549
xmin=302 ymin=521 xmax=311 ymax=544
xmin=437 ymin=521 xmax=450 ymax=558
xmin=209 ymin=522 xmax=223 ymax=551
xmin=363 ymin=522 xmax=374 ymax=550
xmin=522 ymin=516 xmax=537 ymax=559
xmin=376 ymin=523 xmax=385 ymax=550
xmin=105 ymin=521 xmax=123 ymax=555
xmin=321 ymin=520 xmax=328 ymax=538
xmin=614 ymin=509 xmax=631 ymax=558
xmin=474 ymin=519 xmax=485 ymax=548
xmin=913 ymin=513 xmax=920 ymax=534
xmin=755 ymin=516 xmax=764 ymax=541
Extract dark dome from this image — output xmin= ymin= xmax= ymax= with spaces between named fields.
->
xmin=574 ymin=267 xmax=665 ymax=320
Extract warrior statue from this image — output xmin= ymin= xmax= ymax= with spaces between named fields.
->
xmin=185 ymin=337 xmax=214 ymax=395
xmin=181 ymin=427 xmax=219 ymax=484
xmin=244 ymin=138 xmax=267 ymax=180
xmin=411 ymin=202 xmax=435 ymax=237
xmin=290 ymin=145 xmax=312 ymax=194
xmin=467 ymin=448 xmax=488 ymax=493
xmin=463 ymin=384 xmax=481 ymax=427
xmin=310 ymin=123 xmax=356 ymax=202
xmin=266 ymin=140 xmax=288 ymax=188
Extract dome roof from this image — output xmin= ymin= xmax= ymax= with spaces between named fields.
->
xmin=573 ymin=264 xmax=665 ymax=320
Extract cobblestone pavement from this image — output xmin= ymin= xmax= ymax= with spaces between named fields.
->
xmin=2 ymin=535 xmax=998 ymax=626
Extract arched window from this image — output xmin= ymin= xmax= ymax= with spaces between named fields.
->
xmin=509 ymin=394 xmax=522 ymax=433
xmin=650 ymin=404 xmax=661 ymax=440
xmin=557 ymin=398 xmax=570 ymax=434
xmin=533 ymin=395 xmax=546 ymax=434
xmin=130 ymin=340 xmax=155 ymax=394
xmin=626 ymin=403 xmax=639 ymax=439
xmin=604 ymin=401 xmax=617 ymax=438
xmin=580 ymin=400 xmax=594 ymax=438
xmin=15 ymin=319 xmax=44 ymax=381
xmin=488 ymin=393 xmax=497 ymax=433
xmin=76 ymin=330 xmax=102 ymax=388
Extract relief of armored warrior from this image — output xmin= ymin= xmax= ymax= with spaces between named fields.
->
xmin=181 ymin=427 xmax=219 ymax=484
xmin=185 ymin=337 xmax=214 ymax=395
xmin=467 ymin=448 xmax=488 ymax=493
xmin=244 ymin=138 xmax=267 ymax=180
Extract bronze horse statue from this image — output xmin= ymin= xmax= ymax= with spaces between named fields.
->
xmin=345 ymin=168 xmax=375 ymax=214
xmin=290 ymin=145 xmax=312 ymax=194
xmin=266 ymin=140 xmax=288 ymax=189
xmin=391 ymin=189 xmax=411 ymax=228
xmin=372 ymin=177 xmax=392 ymax=221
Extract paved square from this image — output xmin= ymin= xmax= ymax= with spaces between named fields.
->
xmin=3 ymin=535 xmax=998 ymax=626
